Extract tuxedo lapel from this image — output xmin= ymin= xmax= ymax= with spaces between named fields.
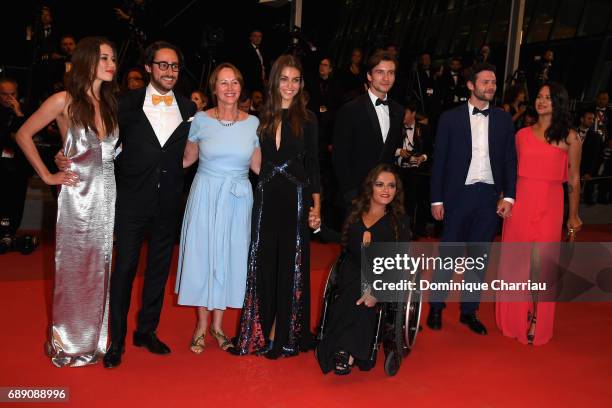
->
xmin=462 ymin=103 xmax=472 ymax=151
xmin=176 ymin=94 xmax=191 ymax=122
xmin=488 ymin=109 xmax=497 ymax=180
xmin=163 ymin=94 xmax=191 ymax=147
xmin=385 ymin=101 xmax=401 ymax=144
xmin=133 ymin=88 xmax=162 ymax=148
xmin=363 ymin=95 xmax=383 ymax=145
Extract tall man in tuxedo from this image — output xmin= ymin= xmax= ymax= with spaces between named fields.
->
xmin=398 ymin=100 xmax=433 ymax=237
xmin=333 ymin=51 xmax=404 ymax=208
xmin=104 ymin=41 xmax=197 ymax=367
xmin=428 ymin=62 xmax=517 ymax=335
xmin=237 ymin=29 xmax=267 ymax=92
xmin=594 ymin=90 xmax=610 ymax=140
xmin=439 ymin=57 xmax=468 ymax=111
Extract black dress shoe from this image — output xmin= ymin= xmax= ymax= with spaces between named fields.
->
xmin=133 ymin=332 xmax=171 ymax=355
xmin=459 ymin=313 xmax=488 ymax=335
xmin=103 ymin=344 xmax=124 ymax=368
xmin=427 ymin=309 xmax=442 ymax=330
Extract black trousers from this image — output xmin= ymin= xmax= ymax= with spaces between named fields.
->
xmin=400 ymin=168 xmax=431 ymax=236
xmin=0 ymin=158 xmax=29 ymax=235
xmin=429 ymin=183 xmax=499 ymax=314
xmin=109 ymin=209 xmax=180 ymax=346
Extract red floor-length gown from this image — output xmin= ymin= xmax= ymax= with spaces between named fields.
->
xmin=496 ymin=126 xmax=568 ymax=345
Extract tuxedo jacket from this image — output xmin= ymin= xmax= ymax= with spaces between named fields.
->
xmin=430 ymin=104 xmax=517 ymax=208
xmin=594 ymin=107 xmax=611 ymax=137
xmin=115 ymin=87 xmax=197 ymax=217
xmin=237 ymin=43 xmax=266 ymax=92
xmin=333 ymin=93 xmax=404 ymax=199
xmin=581 ymin=128 xmax=605 ymax=176
xmin=399 ymin=123 xmax=434 ymax=172
xmin=439 ymin=71 xmax=468 ymax=109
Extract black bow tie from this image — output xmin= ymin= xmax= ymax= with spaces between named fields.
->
xmin=375 ymin=98 xmax=388 ymax=106
xmin=472 ymin=107 xmax=490 ymax=117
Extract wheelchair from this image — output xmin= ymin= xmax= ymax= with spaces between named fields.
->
xmin=316 ymin=252 xmax=422 ymax=376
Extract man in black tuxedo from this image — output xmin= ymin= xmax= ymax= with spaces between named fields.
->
xmin=594 ymin=91 xmax=610 ymax=140
xmin=397 ymin=99 xmax=433 ymax=237
xmin=237 ymin=29 xmax=267 ymax=92
xmin=428 ymin=62 xmax=517 ymax=335
xmin=104 ymin=41 xmax=197 ymax=368
xmin=333 ymin=51 xmax=404 ymax=208
xmin=439 ymin=57 xmax=468 ymax=111
xmin=410 ymin=53 xmax=442 ymax=132
xmin=580 ymin=108 xmax=604 ymax=204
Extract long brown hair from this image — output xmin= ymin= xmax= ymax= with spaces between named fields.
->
xmin=258 ymin=54 xmax=310 ymax=139
xmin=341 ymin=164 xmax=405 ymax=246
xmin=65 ymin=36 xmax=118 ymax=136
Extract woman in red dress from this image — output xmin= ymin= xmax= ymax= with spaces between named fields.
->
xmin=496 ymin=83 xmax=582 ymax=345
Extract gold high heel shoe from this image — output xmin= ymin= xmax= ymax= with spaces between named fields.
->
xmin=527 ymin=313 xmax=537 ymax=345
xmin=209 ymin=328 xmax=234 ymax=351
xmin=190 ymin=334 xmax=205 ymax=354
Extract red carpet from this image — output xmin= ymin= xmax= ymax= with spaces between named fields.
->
xmin=1 ymin=227 xmax=612 ymax=407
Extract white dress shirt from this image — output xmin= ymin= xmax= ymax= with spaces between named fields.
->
xmin=143 ymin=83 xmax=183 ymax=147
xmin=368 ymin=89 xmax=390 ymax=142
xmin=465 ymin=101 xmax=494 ymax=185
xmin=432 ymin=102 xmax=514 ymax=206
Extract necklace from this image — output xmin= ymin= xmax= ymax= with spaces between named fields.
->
xmin=215 ymin=107 xmax=239 ymax=127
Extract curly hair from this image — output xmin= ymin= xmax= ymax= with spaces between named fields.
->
xmin=341 ymin=164 xmax=405 ymax=246
xmin=541 ymin=82 xmax=572 ymax=144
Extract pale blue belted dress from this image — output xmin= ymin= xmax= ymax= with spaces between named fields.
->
xmin=176 ymin=112 xmax=259 ymax=309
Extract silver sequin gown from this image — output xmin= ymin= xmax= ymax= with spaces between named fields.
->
xmin=46 ymin=126 xmax=117 ymax=367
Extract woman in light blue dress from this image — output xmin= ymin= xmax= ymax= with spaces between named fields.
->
xmin=176 ymin=63 xmax=261 ymax=353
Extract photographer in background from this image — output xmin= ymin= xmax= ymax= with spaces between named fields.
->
xmin=397 ymin=99 xmax=433 ymax=238
xmin=439 ymin=57 xmax=468 ymax=111
xmin=0 ymin=78 xmax=30 ymax=240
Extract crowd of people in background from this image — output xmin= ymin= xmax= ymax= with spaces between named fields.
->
xmin=0 ymin=2 xmax=610 ymax=375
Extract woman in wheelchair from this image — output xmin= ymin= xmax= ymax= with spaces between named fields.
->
xmin=316 ymin=164 xmax=410 ymax=375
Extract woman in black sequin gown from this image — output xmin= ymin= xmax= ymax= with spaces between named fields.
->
xmin=232 ymin=55 xmax=321 ymax=358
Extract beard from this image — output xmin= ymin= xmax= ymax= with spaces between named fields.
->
xmin=473 ymin=87 xmax=494 ymax=102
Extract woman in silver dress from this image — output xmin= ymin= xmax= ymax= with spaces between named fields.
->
xmin=16 ymin=37 xmax=119 ymax=367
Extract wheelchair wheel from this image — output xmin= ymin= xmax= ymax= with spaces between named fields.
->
xmin=404 ymin=285 xmax=422 ymax=349
xmin=384 ymin=349 xmax=401 ymax=376
xmin=316 ymin=252 xmax=346 ymax=341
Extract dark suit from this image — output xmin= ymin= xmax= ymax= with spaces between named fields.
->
xmin=332 ymin=93 xmax=404 ymax=206
xmin=594 ymin=107 xmax=611 ymax=139
xmin=430 ymin=104 xmax=517 ymax=313
xmin=439 ymin=71 xmax=468 ymax=111
xmin=237 ymin=43 xmax=266 ymax=92
xmin=410 ymin=68 xmax=441 ymax=128
xmin=398 ymin=123 xmax=433 ymax=235
xmin=581 ymin=127 xmax=605 ymax=204
xmin=110 ymin=87 xmax=196 ymax=346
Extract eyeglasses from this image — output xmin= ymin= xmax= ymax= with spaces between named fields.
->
xmin=152 ymin=61 xmax=181 ymax=72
